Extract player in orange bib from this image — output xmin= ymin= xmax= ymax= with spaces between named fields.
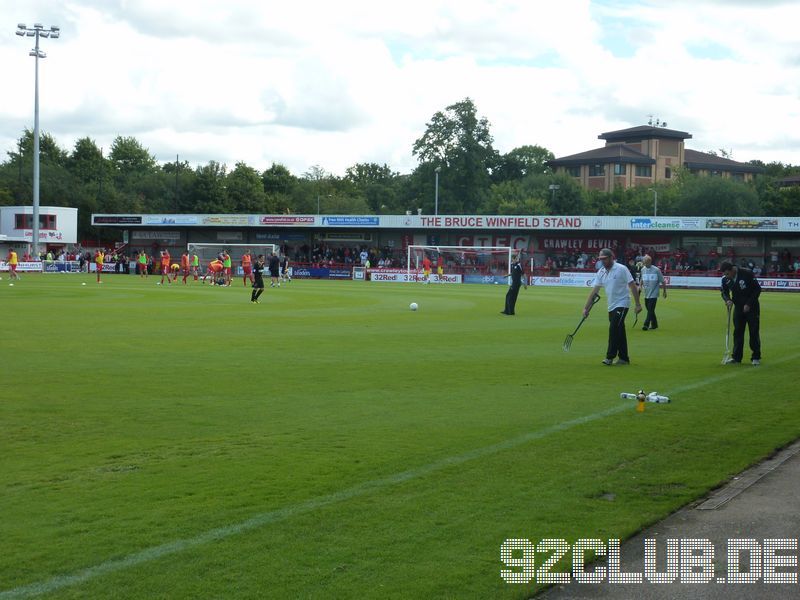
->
xmin=6 ymin=249 xmax=19 ymax=281
xmin=204 ymin=259 xmax=224 ymax=284
xmin=241 ymin=250 xmax=253 ymax=286
xmin=422 ymin=256 xmax=432 ymax=284
xmin=159 ymin=250 xmax=171 ymax=285
xmin=94 ymin=249 xmax=104 ymax=283
xmin=180 ymin=251 xmax=191 ymax=284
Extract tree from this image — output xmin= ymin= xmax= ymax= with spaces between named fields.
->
xmin=108 ymin=136 xmax=157 ymax=190
xmin=675 ymin=173 xmax=760 ymax=216
xmin=493 ymin=145 xmax=554 ymax=182
xmin=227 ymin=162 xmax=266 ymax=212
xmin=345 ymin=162 xmax=400 ymax=213
xmin=191 ymin=161 xmax=229 ymax=213
xmin=67 ymin=137 xmax=105 ymax=184
xmin=412 ymin=98 xmax=496 ymax=213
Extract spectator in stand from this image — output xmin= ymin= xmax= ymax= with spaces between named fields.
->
xmin=793 ymin=259 xmax=800 ymax=273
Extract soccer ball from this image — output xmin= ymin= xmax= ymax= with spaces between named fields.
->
xmin=409 ymin=302 xmax=418 ymax=311
xmin=82 ymin=282 xmax=86 ymax=286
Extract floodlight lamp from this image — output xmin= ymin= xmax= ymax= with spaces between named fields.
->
xmin=16 ymin=30 xmax=24 ymax=36
xmin=18 ymin=23 xmax=27 ymax=29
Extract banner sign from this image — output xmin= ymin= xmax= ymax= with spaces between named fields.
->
xmin=132 ymin=231 xmax=181 ymax=240
xmin=530 ymin=272 xmax=799 ymax=291
xmin=463 ymin=274 xmax=512 ymax=285
xmin=90 ymin=213 xmax=800 ymax=232
xmin=93 ymin=215 xmax=143 ymax=225
xmin=258 ymin=216 xmax=315 ymax=226
xmin=706 ymin=218 xmax=778 ymax=230
xmin=201 ymin=215 xmax=254 ymax=226
xmin=143 ymin=216 xmax=199 ymax=226
xmin=291 ymin=267 xmax=352 ymax=279
xmin=369 ymin=272 xmax=462 ymax=283
xmin=321 ymin=216 xmax=380 ymax=227
xmin=720 ymin=237 xmax=758 ymax=248
xmin=538 ymin=237 xmax=623 ymax=252
xmin=43 ymin=261 xmax=80 ymax=272
xmin=0 ymin=261 xmax=43 ymax=272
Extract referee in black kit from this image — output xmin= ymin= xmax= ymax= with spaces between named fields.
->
xmin=720 ymin=260 xmax=762 ymax=365
xmin=501 ymin=254 xmax=526 ymax=315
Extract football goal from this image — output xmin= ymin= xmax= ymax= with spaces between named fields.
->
xmin=186 ymin=243 xmax=280 ymax=266
xmin=406 ymin=245 xmax=514 ymax=279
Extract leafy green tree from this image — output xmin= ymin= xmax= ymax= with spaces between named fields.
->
xmin=108 ymin=136 xmax=157 ymax=190
xmin=675 ymin=173 xmax=760 ymax=216
xmin=191 ymin=161 xmax=229 ymax=213
xmin=227 ymin=162 xmax=267 ymax=212
xmin=493 ymin=145 xmax=554 ymax=182
xmin=345 ymin=162 xmax=400 ymax=213
xmin=412 ymin=98 xmax=496 ymax=213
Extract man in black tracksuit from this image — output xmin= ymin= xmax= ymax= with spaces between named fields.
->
xmin=501 ymin=255 xmax=526 ymax=315
xmin=720 ymin=260 xmax=762 ymax=365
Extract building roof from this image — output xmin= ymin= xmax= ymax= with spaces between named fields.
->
xmin=683 ymin=149 xmax=764 ymax=174
xmin=774 ymin=174 xmax=800 ymax=186
xmin=598 ymin=125 xmax=692 ymax=142
xmin=548 ymin=144 xmax=655 ymax=167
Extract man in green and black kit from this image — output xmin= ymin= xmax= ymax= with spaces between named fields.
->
xmin=222 ymin=250 xmax=233 ymax=287
xmin=638 ymin=255 xmax=666 ymax=330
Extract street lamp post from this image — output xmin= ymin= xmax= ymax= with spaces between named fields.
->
xmin=548 ymin=184 xmax=560 ymax=205
xmin=16 ymin=22 xmax=60 ymax=259
xmin=648 ymin=188 xmax=658 ymax=216
xmin=434 ymin=166 xmax=441 ymax=216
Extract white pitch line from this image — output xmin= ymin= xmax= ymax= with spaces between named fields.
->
xmin=2 ymin=354 xmax=797 ymax=599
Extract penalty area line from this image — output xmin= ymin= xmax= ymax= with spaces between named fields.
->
xmin=2 ymin=355 xmax=797 ymax=598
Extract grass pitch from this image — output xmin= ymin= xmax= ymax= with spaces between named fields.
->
xmin=1 ymin=274 xmax=799 ymax=599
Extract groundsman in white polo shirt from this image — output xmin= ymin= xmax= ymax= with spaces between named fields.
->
xmin=582 ymin=248 xmax=642 ymax=365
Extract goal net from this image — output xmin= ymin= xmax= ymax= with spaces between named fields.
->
xmin=406 ymin=245 xmax=514 ymax=278
xmin=187 ymin=243 xmax=280 ymax=267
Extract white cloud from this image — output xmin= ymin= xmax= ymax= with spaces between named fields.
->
xmin=1 ymin=0 xmax=798 ymax=176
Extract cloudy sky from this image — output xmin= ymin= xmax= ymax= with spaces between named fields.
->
xmin=1 ymin=0 xmax=798 ymax=176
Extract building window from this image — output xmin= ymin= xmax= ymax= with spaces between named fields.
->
xmin=635 ymin=165 xmax=652 ymax=177
xmin=566 ymin=166 xmax=581 ymax=177
xmin=614 ymin=164 xmax=626 ymax=176
xmin=732 ymin=172 xmax=744 ymax=181
xmin=14 ymin=214 xmax=57 ymax=230
xmin=710 ymin=170 xmax=722 ymax=177
xmin=588 ymin=164 xmax=605 ymax=177
xmin=665 ymin=167 xmax=672 ymax=179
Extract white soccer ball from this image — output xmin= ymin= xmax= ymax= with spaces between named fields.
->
xmin=9 ymin=283 xmax=14 ymax=287
xmin=82 ymin=282 xmax=86 ymax=286
xmin=409 ymin=302 xmax=418 ymax=311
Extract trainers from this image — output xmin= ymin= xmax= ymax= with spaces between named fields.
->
xmin=602 ymin=359 xmax=613 ymax=366
xmin=642 ymin=326 xmax=649 ymax=331
xmin=751 ymin=359 xmax=761 ymax=366
xmin=615 ymin=359 xmax=630 ymax=365
xmin=724 ymin=358 xmax=740 ymax=364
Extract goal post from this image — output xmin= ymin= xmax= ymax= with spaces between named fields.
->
xmin=186 ymin=243 xmax=280 ymax=266
xmin=406 ymin=245 xmax=515 ymax=278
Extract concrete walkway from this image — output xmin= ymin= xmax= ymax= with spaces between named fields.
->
xmin=536 ymin=440 xmax=800 ymax=599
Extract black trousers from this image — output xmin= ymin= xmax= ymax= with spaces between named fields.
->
xmin=644 ymin=297 xmax=659 ymax=328
xmin=504 ymin=285 xmax=520 ymax=315
xmin=732 ymin=304 xmax=761 ymax=361
xmin=606 ymin=307 xmax=629 ymax=361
